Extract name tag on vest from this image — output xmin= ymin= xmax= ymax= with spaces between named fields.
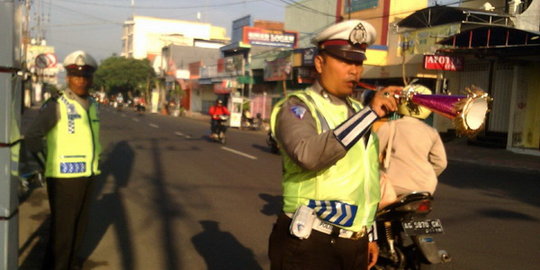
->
xmin=60 ymin=162 xmax=87 ymax=173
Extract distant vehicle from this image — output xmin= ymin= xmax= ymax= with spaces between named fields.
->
xmin=211 ymin=115 xmax=229 ymax=144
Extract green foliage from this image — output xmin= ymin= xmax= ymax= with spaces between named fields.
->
xmin=93 ymin=56 xmax=155 ymax=96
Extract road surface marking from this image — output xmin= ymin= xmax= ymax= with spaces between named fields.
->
xmin=175 ymin=131 xmax=184 ymax=136
xmin=149 ymin=123 xmax=159 ymax=128
xmin=221 ymin=146 xmax=257 ymax=160
xmin=132 ymin=118 xmax=140 ymax=122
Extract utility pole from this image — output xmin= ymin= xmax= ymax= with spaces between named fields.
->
xmin=0 ymin=0 xmax=24 ymax=269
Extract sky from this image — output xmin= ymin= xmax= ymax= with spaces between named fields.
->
xmin=33 ymin=0 xmax=286 ymax=62
xmin=32 ymin=0 xmax=459 ymax=63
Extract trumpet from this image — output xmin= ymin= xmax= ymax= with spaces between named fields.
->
xmin=396 ymin=84 xmax=491 ymax=137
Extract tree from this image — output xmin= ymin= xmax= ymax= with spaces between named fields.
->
xmin=93 ymin=56 xmax=155 ymax=97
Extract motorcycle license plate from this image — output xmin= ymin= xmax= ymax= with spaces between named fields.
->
xmin=402 ymin=219 xmax=444 ymax=235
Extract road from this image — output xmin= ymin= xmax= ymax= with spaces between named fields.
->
xmin=18 ymin=106 xmax=540 ymax=270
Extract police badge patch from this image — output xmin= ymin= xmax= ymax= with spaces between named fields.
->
xmin=290 ymin=105 xmax=307 ymax=119
xmin=349 ymin=23 xmax=367 ymax=45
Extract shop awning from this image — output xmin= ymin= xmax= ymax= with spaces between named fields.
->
xmin=397 ymin=6 xmax=512 ymax=29
xmin=436 ymin=26 xmax=540 ymax=56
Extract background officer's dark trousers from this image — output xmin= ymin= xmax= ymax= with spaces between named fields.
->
xmin=42 ymin=177 xmax=95 ymax=270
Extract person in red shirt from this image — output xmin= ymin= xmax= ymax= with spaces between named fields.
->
xmin=208 ymin=99 xmax=230 ymax=138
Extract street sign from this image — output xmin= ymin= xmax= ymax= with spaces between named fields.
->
xmin=35 ymin=53 xmax=57 ymax=69
xmin=423 ymin=54 xmax=464 ymax=71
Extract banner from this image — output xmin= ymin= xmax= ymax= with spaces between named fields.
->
xmin=223 ymin=55 xmax=244 ymax=76
xmin=264 ymin=53 xmax=292 ymax=81
xmin=423 ymin=55 xmax=464 ymax=71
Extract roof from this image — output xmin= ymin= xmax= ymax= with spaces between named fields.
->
xmin=397 ymin=6 xmax=513 ymax=29
xmin=437 ymin=25 xmax=540 ymax=57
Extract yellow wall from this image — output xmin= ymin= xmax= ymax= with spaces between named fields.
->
xmin=389 ymin=0 xmax=428 ymax=24
xmin=523 ymin=63 xmax=540 ymax=149
xmin=210 ymin=26 xmax=229 ymax=41
xmin=365 ymin=48 xmax=388 ymax=66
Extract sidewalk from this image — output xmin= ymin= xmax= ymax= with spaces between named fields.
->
xmin=443 ymin=137 xmax=540 ymax=173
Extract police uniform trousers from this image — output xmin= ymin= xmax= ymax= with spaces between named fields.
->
xmin=42 ymin=176 xmax=95 ymax=270
xmin=268 ymin=213 xmax=369 ymax=270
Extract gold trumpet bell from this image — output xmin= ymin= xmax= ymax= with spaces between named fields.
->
xmin=403 ymin=85 xmax=491 ymax=137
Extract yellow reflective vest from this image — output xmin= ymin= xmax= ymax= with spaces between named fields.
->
xmin=271 ymin=88 xmax=380 ymax=231
xmin=45 ymin=93 xmax=101 ymax=178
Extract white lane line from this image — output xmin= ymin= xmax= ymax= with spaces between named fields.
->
xmin=132 ymin=118 xmax=140 ymax=122
xmin=149 ymin=123 xmax=159 ymax=128
xmin=221 ymin=146 xmax=257 ymax=160
xmin=175 ymin=131 xmax=184 ymax=136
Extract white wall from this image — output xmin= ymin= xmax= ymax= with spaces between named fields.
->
xmin=129 ymin=16 xmax=227 ymax=59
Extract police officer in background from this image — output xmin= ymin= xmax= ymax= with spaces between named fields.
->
xmin=25 ymin=50 xmax=101 ymax=270
xmin=268 ymin=20 xmax=401 ymax=270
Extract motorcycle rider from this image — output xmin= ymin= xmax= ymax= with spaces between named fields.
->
xmin=376 ymin=85 xmax=447 ymax=196
xmin=208 ymin=99 xmax=230 ymax=139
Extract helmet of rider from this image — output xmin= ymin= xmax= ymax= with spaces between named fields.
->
xmin=398 ymin=84 xmax=433 ymax=119
xmin=216 ymin=99 xmax=223 ymax=105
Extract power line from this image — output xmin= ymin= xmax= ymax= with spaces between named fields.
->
xmin=54 ymin=0 xmax=265 ymax=10
xmin=48 ymin=1 xmax=122 ymax=25
xmin=278 ymin=0 xmax=335 ymax=18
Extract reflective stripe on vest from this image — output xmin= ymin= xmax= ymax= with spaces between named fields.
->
xmin=45 ymin=94 xmax=101 ymax=178
xmin=270 ymin=88 xmax=381 ymax=231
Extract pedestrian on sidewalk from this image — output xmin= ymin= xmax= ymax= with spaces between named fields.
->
xmin=24 ymin=50 xmax=101 ymax=270
xmin=268 ymin=19 xmax=401 ymax=270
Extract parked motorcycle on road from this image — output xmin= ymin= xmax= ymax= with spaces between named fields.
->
xmin=211 ymin=115 xmax=229 ymax=144
xmin=374 ymin=192 xmax=451 ymax=270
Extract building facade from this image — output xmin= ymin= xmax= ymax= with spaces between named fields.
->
xmin=121 ymin=16 xmax=229 ymax=60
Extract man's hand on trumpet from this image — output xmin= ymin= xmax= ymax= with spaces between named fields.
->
xmin=370 ymin=86 xmax=402 ymax=117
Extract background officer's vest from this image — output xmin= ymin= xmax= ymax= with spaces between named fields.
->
xmin=271 ymin=89 xmax=380 ymax=230
xmin=45 ymin=94 xmax=101 ymax=178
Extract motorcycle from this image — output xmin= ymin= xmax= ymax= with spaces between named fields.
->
xmin=211 ymin=115 xmax=229 ymax=144
xmin=374 ymin=192 xmax=451 ymax=270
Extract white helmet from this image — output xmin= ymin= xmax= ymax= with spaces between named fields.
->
xmin=63 ymin=50 xmax=97 ymax=76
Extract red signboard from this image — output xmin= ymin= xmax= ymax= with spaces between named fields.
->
xmin=423 ymin=55 xmax=464 ymax=71
xmin=243 ymin=26 xmax=297 ymax=48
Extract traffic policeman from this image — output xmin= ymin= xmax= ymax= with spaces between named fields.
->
xmin=268 ymin=20 xmax=400 ymax=270
xmin=25 ymin=50 xmax=101 ymax=270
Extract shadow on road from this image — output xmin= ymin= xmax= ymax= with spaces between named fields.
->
xmin=80 ymin=140 xmax=135 ymax=270
xmin=258 ymin=193 xmax=283 ymax=217
xmin=18 ymin=212 xmax=49 ymax=270
xmin=192 ymin=220 xmax=263 ymax=270
xmin=476 ymin=208 xmax=539 ymax=221
xmin=441 ymin=161 xmax=540 ymax=209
